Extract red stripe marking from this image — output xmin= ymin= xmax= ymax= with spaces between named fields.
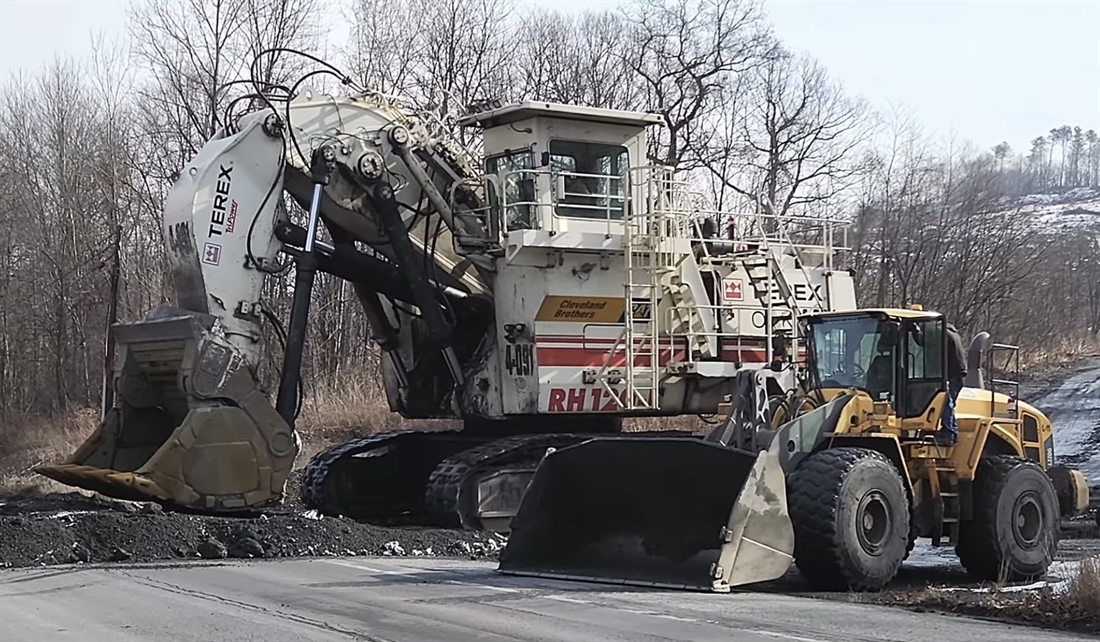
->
xmin=535 ymin=345 xmax=808 ymax=367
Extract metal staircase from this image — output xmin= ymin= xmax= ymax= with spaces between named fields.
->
xmin=715 ymin=196 xmax=834 ymax=368
xmin=907 ymin=445 xmax=962 ymax=546
xmin=617 ymin=170 xmax=688 ymax=409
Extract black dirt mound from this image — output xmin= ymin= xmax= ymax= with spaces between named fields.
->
xmin=0 ymin=490 xmax=505 ymax=569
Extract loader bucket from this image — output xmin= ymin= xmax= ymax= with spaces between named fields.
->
xmin=496 ymin=436 xmax=794 ymax=592
xmin=35 ymin=306 xmax=300 ymax=512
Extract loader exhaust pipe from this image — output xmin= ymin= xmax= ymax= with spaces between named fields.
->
xmin=497 ymin=436 xmax=794 ymax=592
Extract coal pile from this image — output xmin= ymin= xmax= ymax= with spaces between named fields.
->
xmin=0 ymin=488 xmax=505 ymax=569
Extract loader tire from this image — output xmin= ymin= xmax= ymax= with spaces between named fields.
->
xmin=788 ymin=447 xmax=910 ymax=591
xmin=956 ymin=455 xmax=1059 ymax=583
xmin=903 ymin=514 xmax=919 ymax=561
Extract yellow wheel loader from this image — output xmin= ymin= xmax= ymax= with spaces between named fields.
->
xmin=496 ymin=307 xmax=1092 ymax=592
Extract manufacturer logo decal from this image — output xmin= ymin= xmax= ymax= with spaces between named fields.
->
xmin=202 ymin=242 xmax=222 ymax=266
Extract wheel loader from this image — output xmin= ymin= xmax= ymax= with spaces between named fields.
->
xmin=497 ymin=307 xmax=1092 ymax=592
xmin=34 ymin=51 xmax=863 ymax=530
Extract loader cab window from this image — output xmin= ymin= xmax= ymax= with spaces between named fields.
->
xmin=549 ymin=139 xmax=628 ymax=221
xmin=487 ymin=150 xmax=536 ymax=230
xmin=810 ymin=315 xmax=898 ymax=401
xmin=902 ymin=318 xmax=946 ymax=418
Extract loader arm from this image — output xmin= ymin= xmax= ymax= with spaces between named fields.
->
xmin=36 ymin=87 xmax=501 ymax=512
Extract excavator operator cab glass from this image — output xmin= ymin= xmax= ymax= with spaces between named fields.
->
xmin=549 ymin=139 xmax=629 ymax=221
xmin=456 ymin=100 xmax=661 ymax=237
xmin=485 ymin=150 xmax=536 ymax=230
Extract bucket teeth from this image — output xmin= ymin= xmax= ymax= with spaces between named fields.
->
xmin=34 ymin=464 xmax=167 ymax=503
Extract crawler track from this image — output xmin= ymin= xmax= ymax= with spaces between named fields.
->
xmin=302 ymin=428 xmax=702 ymax=529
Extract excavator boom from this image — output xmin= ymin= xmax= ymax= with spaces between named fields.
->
xmin=36 ymin=89 xmax=495 ymax=511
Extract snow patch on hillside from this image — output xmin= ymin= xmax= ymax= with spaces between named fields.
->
xmin=1014 ymin=187 xmax=1100 ymax=231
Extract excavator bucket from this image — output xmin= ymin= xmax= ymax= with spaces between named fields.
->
xmin=496 ymin=435 xmax=794 ymax=592
xmin=35 ymin=307 xmax=300 ymax=512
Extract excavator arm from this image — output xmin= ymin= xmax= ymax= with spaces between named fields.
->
xmin=35 ymin=87 xmax=501 ymax=512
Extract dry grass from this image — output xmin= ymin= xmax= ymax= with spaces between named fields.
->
xmin=1065 ymin=555 xmax=1100 ymax=617
xmin=0 ymin=374 xmax=718 ymax=496
xmin=1018 ymin=333 xmax=1100 ymax=372
xmin=292 ymin=378 xmax=455 ymax=467
xmin=865 ymin=556 xmax=1100 ymax=634
xmin=0 ymin=408 xmax=99 ymax=497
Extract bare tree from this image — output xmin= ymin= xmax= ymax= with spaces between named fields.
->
xmin=87 ymin=32 xmax=139 ymax=418
xmin=619 ymin=0 xmax=775 ymax=169
xmin=343 ymin=0 xmax=427 ymax=96
xmin=710 ymin=48 xmax=876 ymax=229
xmin=512 ymin=8 xmax=643 ymax=110
xmin=0 ymin=55 xmax=133 ymax=417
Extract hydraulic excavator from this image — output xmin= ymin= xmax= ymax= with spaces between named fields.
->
xmin=35 ymin=51 xmax=861 ymax=541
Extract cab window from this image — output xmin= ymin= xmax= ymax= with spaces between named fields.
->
xmin=549 ymin=139 xmax=628 ymax=220
xmin=486 ymin=150 xmax=535 ymax=230
xmin=904 ymin=319 xmax=945 ymax=417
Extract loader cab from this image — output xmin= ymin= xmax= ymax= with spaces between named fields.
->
xmin=457 ymin=101 xmax=662 ymax=239
xmin=804 ymin=308 xmax=948 ymax=419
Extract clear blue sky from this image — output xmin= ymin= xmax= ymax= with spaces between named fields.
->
xmin=1 ymin=0 xmax=1097 ymax=154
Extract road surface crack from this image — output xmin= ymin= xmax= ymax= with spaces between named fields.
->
xmin=119 ymin=570 xmax=393 ymax=642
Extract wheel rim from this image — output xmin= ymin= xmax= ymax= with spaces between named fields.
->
xmin=1012 ymin=491 xmax=1044 ymax=550
xmin=856 ymin=490 xmax=892 ymax=555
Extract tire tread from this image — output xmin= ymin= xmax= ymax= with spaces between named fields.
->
xmin=956 ymin=454 xmax=1059 ymax=582
xmin=788 ymin=447 xmax=908 ymax=591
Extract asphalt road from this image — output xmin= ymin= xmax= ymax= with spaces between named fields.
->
xmin=0 ymin=557 xmax=1093 ymax=642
